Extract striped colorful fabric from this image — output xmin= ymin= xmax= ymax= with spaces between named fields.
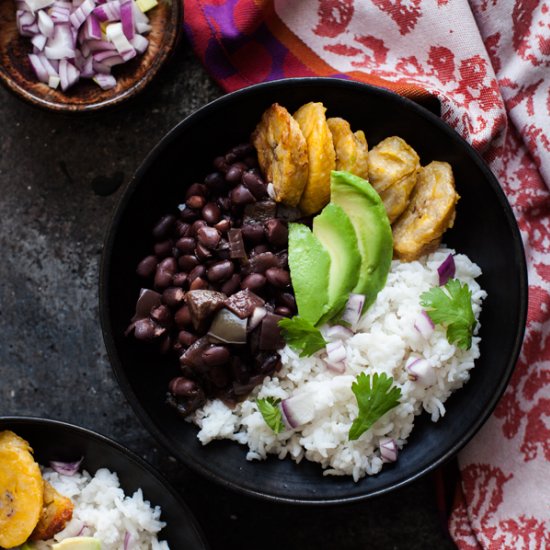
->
xmin=184 ymin=1 xmax=550 ymax=548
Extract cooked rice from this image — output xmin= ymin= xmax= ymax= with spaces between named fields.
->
xmin=32 ymin=468 xmax=169 ymax=550
xmin=191 ymin=247 xmax=486 ymax=481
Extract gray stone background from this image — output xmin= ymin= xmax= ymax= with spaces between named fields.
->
xmin=0 ymin=39 xmax=457 ymax=549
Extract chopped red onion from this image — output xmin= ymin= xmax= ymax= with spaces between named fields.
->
xmin=326 ymin=340 xmax=346 ymax=363
xmin=69 ymin=0 xmax=94 ymax=29
xmin=48 ymin=74 xmax=61 ymax=88
xmin=26 ymin=0 xmax=55 ymax=10
xmin=31 ymin=33 xmax=47 ymax=50
xmin=325 ymin=325 xmax=353 ymax=342
xmin=248 ymin=306 xmax=267 ymax=331
xmin=379 ymin=438 xmax=398 ymax=463
xmin=37 ymin=9 xmax=54 ymax=36
xmin=280 ymin=392 xmax=316 ymax=429
xmin=130 ymin=33 xmax=148 ymax=53
xmin=16 ymin=0 xmax=154 ymax=91
xmin=405 ymin=357 xmax=436 ymax=386
xmin=119 ymin=0 xmax=134 ymax=39
xmin=414 ymin=310 xmax=435 ymax=339
xmin=437 ymin=253 xmax=456 ymax=286
xmin=49 ymin=457 xmax=83 ymax=476
xmin=28 ymin=53 xmax=49 ymax=81
xmin=341 ymin=293 xmax=365 ymax=327
xmin=323 ymin=359 xmax=346 ymax=373
xmin=93 ymin=0 xmax=120 ymax=21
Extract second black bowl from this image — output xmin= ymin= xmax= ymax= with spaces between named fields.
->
xmin=100 ymin=77 xmax=527 ymax=504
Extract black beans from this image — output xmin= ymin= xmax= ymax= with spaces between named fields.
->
xmin=265 ymin=218 xmax=288 ymax=248
xmin=152 ymin=215 xmax=176 ymax=239
xmin=202 ymin=202 xmax=222 ymax=225
xmin=162 ymin=287 xmax=185 ymax=308
xmin=174 ymin=305 xmax=192 ymax=328
xmin=207 ymin=260 xmax=234 ymax=282
xmin=130 ymin=140 xmax=300 ymax=414
xmin=185 ymin=183 xmax=208 ymax=198
xmin=169 ymin=377 xmax=199 ymax=397
xmin=136 ymin=255 xmax=157 ymax=278
xmin=226 ymin=163 xmax=246 ymax=183
xmin=241 ymin=224 xmax=264 ymax=244
xmin=188 ymin=264 xmax=206 ymax=282
xmin=176 ymin=237 xmax=196 ymax=253
xmin=230 ymin=184 xmax=256 ymax=206
xmin=186 ymin=195 xmax=206 ymax=209
xmin=241 ymin=273 xmax=266 ymax=291
xmin=204 ymin=172 xmax=225 ymax=193
xmin=197 ymin=226 xmax=221 ymax=249
xmin=265 ymin=267 xmax=290 ymax=288
xmin=242 ymin=171 xmax=267 ymax=199
xmin=221 ymin=273 xmax=241 ymax=295
xmin=203 ymin=346 xmax=230 ymax=367
xmin=178 ymin=254 xmax=199 ymax=272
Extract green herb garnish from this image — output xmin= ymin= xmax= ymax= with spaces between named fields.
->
xmin=420 ymin=278 xmax=476 ymax=350
xmin=257 ymin=397 xmax=285 ymax=434
xmin=278 ymin=316 xmax=327 ymax=357
xmin=348 ymin=373 xmax=402 ymax=441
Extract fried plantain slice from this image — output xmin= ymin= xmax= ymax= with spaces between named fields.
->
xmin=252 ymin=103 xmax=309 ymax=207
xmin=392 ymin=161 xmax=459 ymax=261
xmin=327 ymin=117 xmax=369 ymax=179
xmin=294 ymin=102 xmax=336 ymax=216
xmin=30 ymin=480 xmax=74 ymax=541
xmin=0 ymin=431 xmax=44 ymax=548
xmin=367 ymin=136 xmax=421 ymax=223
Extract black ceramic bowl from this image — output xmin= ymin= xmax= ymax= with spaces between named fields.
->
xmin=100 ymin=78 xmax=527 ymax=504
xmin=0 ymin=417 xmax=208 ymax=548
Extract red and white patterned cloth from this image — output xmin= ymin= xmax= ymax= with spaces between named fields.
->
xmin=184 ymin=1 xmax=550 ymax=547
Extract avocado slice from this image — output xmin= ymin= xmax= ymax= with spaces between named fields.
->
xmin=52 ymin=537 xmax=101 ymax=550
xmin=330 ymin=171 xmax=393 ymax=310
xmin=288 ymin=223 xmax=331 ymax=325
xmin=313 ymin=203 xmax=360 ymax=321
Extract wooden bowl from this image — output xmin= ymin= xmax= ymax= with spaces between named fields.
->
xmin=0 ymin=0 xmax=182 ymax=112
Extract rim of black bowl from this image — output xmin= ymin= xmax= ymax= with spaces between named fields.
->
xmin=99 ymin=77 xmax=528 ymax=505
xmin=0 ymin=415 xmax=209 ymax=547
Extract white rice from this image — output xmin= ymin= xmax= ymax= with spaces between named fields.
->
xmin=32 ymin=468 xmax=169 ymax=550
xmin=191 ymin=247 xmax=486 ymax=481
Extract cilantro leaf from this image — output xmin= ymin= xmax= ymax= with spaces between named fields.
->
xmin=420 ymin=278 xmax=476 ymax=350
xmin=348 ymin=372 xmax=402 ymax=441
xmin=278 ymin=316 xmax=327 ymax=357
xmin=257 ymin=397 xmax=285 ymax=434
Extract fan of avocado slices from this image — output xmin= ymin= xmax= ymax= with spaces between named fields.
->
xmin=285 ymin=171 xmax=392 ymax=352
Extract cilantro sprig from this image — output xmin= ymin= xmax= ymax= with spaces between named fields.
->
xmin=256 ymin=397 xmax=285 ymax=434
xmin=278 ymin=316 xmax=327 ymax=357
xmin=348 ymin=372 xmax=402 ymax=441
xmin=420 ymin=279 xmax=476 ymax=350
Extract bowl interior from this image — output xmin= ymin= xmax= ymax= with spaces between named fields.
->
xmin=0 ymin=417 xmax=207 ymax=548
xmin=0 ymin=0 xmax=180 ymax=112
xmin=101 ymin=78 xmax=527 ymax=503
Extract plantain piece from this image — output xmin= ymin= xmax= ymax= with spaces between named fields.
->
xmin=393 ymin=161 xmax=459 ymax=261
xmin=327 ymin=117 xmax=369 ymax=179
xmin=368 ymin=136 xmax=420 ymax=222
xmin=252 ymin=103 xmax=309 ymax=207
xmin=0 ymin=431 xmax=44 ymax=548
xmin=30 ymin=480 xmax=74 ymax=541
xmin=293 ymin=102 xmax=336 ymax=216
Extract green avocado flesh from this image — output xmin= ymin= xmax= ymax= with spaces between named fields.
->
xmin=51 ymin=537 xmax=101 ymax=550
xmin=330 ymin=171 xmax=393 ymax=310
xmin=288 ymin=222 xmax=330 ymax=325
xmin=313 ymin=202 xmax=360 ymax=321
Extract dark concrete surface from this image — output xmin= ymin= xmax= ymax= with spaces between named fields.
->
xmin=0 ymin=39 xmax=456 ymax=550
